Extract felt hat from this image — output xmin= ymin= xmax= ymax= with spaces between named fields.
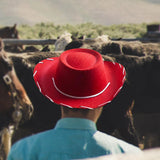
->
xmin=33 ymin=48 xmax=126 ymax=109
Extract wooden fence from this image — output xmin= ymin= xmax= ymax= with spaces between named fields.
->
xmin=2 ymin=37 xmax=160 ymax=46
xmin=2 ymin=39 xmax=57 ymax=46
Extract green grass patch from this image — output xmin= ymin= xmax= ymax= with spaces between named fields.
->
xmin=17 ymin=22 xmax=148 ymax=40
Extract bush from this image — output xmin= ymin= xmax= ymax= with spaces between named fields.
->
xmin=17 ymin=22 xmax=148 ymax=40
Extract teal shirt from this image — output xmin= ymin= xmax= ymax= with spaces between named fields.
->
xmin=8 ymin=118 xmax=141 ymax=160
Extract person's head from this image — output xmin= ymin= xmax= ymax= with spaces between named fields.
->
xmin=33 ymin=48 xmax=126 ymax=120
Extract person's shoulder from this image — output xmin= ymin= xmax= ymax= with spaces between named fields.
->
xmin=115 ymin=138 xmax=142 ymax=153
xmin=8 ymin=129 xmax=55 ymax=159
xmin=12 ymin=129 xmax=54 ymax=150
xmin=95 ymin=131 xmax=142 ymax=153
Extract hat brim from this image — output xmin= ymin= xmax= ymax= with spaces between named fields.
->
xmin=33 ymin=57 xmax=126 ymax=109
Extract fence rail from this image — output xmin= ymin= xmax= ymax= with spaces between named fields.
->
xmin=2 ymin=37 xmax=160 ymax=46
xmin=2 ymin=39 xmax=57 ymax=45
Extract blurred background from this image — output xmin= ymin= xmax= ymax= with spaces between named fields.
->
xmin=0 ymin=0 xmax=160 ymax=26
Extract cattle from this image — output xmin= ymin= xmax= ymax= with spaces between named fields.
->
xmin=65 ymin=35 xmax=111 ymax=52
xmin=0 ymin=24 xmax=18 ymax=39
xmin=0 ymin=24 xmax=23 ymax=52
xmin=65 ymin=38 xmax=160 ymax=147
xmin=7 ymin=39 xmax=160 ymax=150
xmin=0 ymin=39 xmax=33 ymax=159
xmin=54 ymin=33 xmax=89 ymax=51
xmin=54 ymin=32 xmax=72 ymax=51
xmin=65 ymin=37 xmax=160 ymax=142
xmin=23 ymin=45 xmax=51 ymax=52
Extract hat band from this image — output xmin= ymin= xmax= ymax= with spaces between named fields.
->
xmin=52 ymin=77 xmax=110 ymax=99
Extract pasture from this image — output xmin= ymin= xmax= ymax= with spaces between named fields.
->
xmin=1 ymin=22 xmax=149 ymax=52
xmin=17 ymin=22 xmax=147 ymax=39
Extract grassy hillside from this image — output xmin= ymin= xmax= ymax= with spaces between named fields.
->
xmin=0 ymin=0 xmax=160 ymax=26
xmin=6 ymin=22 xmax=147 ymax=51
xmin=17 ymin=22 xmax=148 ymax=40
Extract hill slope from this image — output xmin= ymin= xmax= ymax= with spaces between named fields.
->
xmin=0 ymin=0 xmax=160 ymax=26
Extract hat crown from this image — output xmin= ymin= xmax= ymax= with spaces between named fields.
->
xmin=55 ymin=49 xmax=108 ymax=98
xmin=64 ymin=51 xmax=98 ymax=70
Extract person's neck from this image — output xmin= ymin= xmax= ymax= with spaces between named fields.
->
xmin=61 ymin=115 xmax=95 ymax=122
xmin=61 ymin=107 xmax=103 ymax=123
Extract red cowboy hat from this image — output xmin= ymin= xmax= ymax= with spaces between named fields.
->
xmin=33 ymin=48 xmax=126 ymax=109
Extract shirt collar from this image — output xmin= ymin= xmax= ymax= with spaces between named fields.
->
xmin=55 ymin=118 xmax=97 ymax=131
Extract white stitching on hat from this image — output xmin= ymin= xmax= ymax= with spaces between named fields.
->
xmin=39 ymin=62 xmax=43 ymax=64
xmin=113 ymin=86 xmax=122 ymax=98
xmin=37 ymin=81 xmax=42 ymax=93
xmin=52 ymin=77 xmax=110 ymax=99
xmin=98 ymin=101 xmax=111 ymax=107
xmin=123 ymin=67 xmax=125 ymax=75
xmin=33 ymin=70 xmax=37 ymax=77
xmin=119 ymin=64 xmax=122 ymax=68
xmin=112 ymin=62 xmax=116 ymax=65
xmin=45 ymin=95 xmax=54 ymax=103
xmin=60 ymin=103 xmax=73 ymax=108
xmin=80 ymin=106 xmax=93 ymax=109
xmin=122 ymin=76 xmax=126 ymax=83
xmin=47 ymin=58 xmax=54 ymax=61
